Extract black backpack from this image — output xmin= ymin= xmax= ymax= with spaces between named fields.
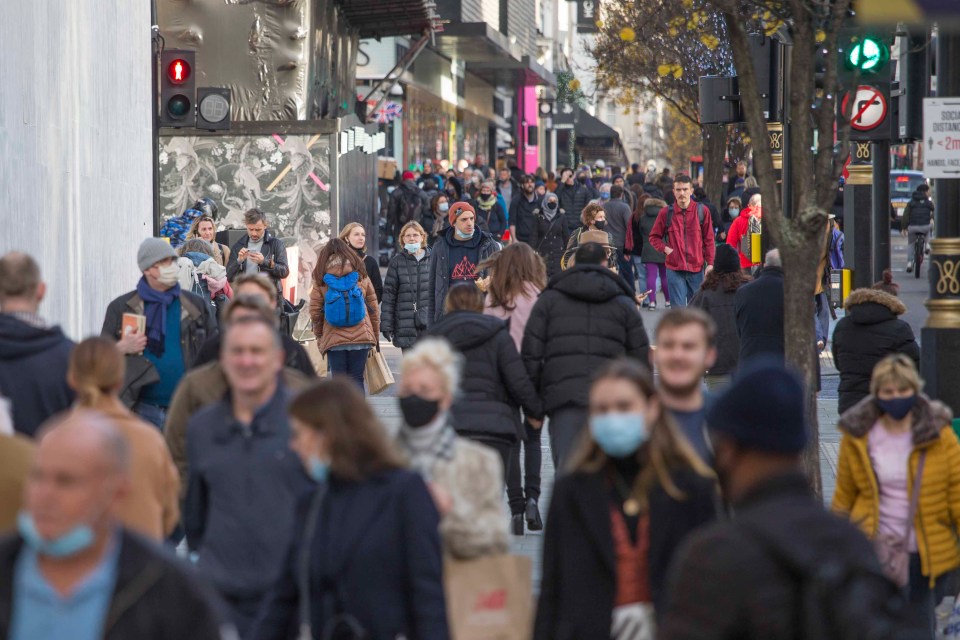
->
xmin=398 ymin=188 xmax=423 ymax=225
xmin=741 ymin=521 xmax=911 ymax=639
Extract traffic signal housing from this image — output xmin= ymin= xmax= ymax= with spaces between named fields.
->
xmin=197 ymin=87 xmax=232 ymax=131
xmin=837 ymin=30 xmax=894 ymax=142
xmin=160 ymin=50 xmax=196 ymax=127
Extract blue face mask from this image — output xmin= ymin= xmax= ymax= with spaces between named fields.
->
xmin=729 ymin=208 xmax=740 ymax=218
xmin=876 ymin=395 xmax=917 ymax=420
xmin=404 ymin=242 xmax=422 ymax=254
xmin=590 ymin=413 xmax=648 ymax=458
xmin=308 ymin=456 xmax=330 ymax=483
xmin=601 ymin=192 xmax=611 ymax=200
xmin=455 ymin=228 xmax=475 ymax=240
xmin=17 ymin=511 xmax=95 ymax=558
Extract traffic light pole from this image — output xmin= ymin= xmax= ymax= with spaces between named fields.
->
xmin=150 ymin=8 xmax=160 ymax=236
xmin=923 ymin=29 xmax=960 ymax=415
xmin=871 ymin=140 xmax=891 ymax=278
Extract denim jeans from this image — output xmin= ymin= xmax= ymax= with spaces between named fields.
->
xmin=134 ymin=402 xmax=167 ymax=430
xmin=666 ymin=269 xmax=704 ymax=307
xmin=327 ymin=347 xmax=370 ymax=391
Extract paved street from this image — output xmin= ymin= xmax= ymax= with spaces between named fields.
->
xmin=364 ymin=232 xmax=927 ymax=590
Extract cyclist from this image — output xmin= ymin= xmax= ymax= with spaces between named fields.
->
xmin=903 ymin=183 xmax=933 ymax=273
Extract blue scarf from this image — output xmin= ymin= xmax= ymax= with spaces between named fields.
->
xmin=136 ymin=277 xmax=181 ymax=357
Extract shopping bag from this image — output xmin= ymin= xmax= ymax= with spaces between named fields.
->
xmin=363 ymin=348 xmax=394 ymax=395
xmin=306 ymin=342 xmax=327 ymax=377
xmin=444 ymin=554 xmax=533 ymax=640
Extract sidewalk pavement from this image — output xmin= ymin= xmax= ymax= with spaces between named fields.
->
xmin=367 ymin=322 xmax=846 ymax=590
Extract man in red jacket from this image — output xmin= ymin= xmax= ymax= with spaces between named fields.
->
xmin=649 ymin=175 xmax=715 ymax=306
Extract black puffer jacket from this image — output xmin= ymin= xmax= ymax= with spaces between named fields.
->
xmin=832 ymin=288 xmax=920 ymax=414
xmin=381 ymin=248 xmax=433 ymax=349
xmin=428 ymin=312 xmax=543 ymax=443
xmin=556 ymin=183 xmax=596 ymax=234
xmin=522 ymin=265 xmax=650 ymax=413
xmin=904 ymin=191 xmax=934 ymax=228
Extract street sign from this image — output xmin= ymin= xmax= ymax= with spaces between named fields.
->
xmin=923 ymin=98 xmax=960 ymax=178
xmin=841 ymin=85 xmax=888 ymax=131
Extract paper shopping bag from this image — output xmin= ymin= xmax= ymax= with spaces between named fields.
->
xmin=444 ymin=554 xmax=533 ymax=640
xmin=363 ymin=348 xmax=394 ymax=395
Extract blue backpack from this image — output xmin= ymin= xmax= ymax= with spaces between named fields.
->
xmin=323 ymin=272 xmax=366 ymax=327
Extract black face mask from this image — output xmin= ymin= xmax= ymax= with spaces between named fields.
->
xmin=577 ymin=176 xmax=588 ymax=184
xmin=399 ymin=394 xmax=440 ymax=428
xmin=594 ymin=220 xmax=607 ymax=231
xmin=480 ymin=193 xmax=494 ymax=201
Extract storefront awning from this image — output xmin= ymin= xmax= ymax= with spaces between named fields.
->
xmin=434 ymin=22 xmax=555 ymax=87
xmin=551 ymin=105 xmax=627 ymax=165
xmin=339 ymin=0 xmax=440 ymax=39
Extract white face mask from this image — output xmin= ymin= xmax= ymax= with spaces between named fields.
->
xmin=156 ymin=263 xmax=180 ymax=286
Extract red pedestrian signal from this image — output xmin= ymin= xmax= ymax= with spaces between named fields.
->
xmin=168 ymin=58 xmax=191 ymax=84
xmin=159 ymin=50 xmax=196 ymax=127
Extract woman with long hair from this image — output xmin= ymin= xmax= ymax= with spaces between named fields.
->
xmin=395 ymin=338 xmax=511 ymax=559
xmin=186 ymin=214 xmax=231 ymax=266
xmin=381 ymin=221 xmax=433 ymax=351
xmin=480 ymin=243 xmax=548 ymax=533
xmin=339 ymin=222 xmax=384 ymax=303
xmin=690 ymin=244 xmax=751 ymax=390
xmin=251 ymin=378 xmax=449 ymax=640
xmin=833 ymin=355 xmax=960 ymax=632
xmin=561 ymin=202 xmax=608 ymax=269
xmin=309 ymin=238 xmax=380 ymax=391
xmin=67 ymin=337 xmax=180 ymax=540
xmin=428 ymin=193 xmax=451 ymax=244
xmin=535 ymin=359 xmax=717 ymax=640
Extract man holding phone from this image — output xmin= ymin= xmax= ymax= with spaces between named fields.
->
xmin=226 ymin=208 xmax=290 ymax=304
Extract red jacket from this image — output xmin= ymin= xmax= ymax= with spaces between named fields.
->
xmin=649 ymin=201 xmax=716 ymax=272
xmin=726 ymin=208 xmax=761 ymax=268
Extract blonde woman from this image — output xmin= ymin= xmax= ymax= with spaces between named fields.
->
xmin=67 ymin=337 xmax=180 ymax=540
xmin=395 ymin=338 xmax=509 ymax=560
xmin=339 ymin=222 xmax=384 ymax=303
xmin=833 ymin=354 xmax=960 ymax=630
xmin=535 ymin=358 xmax=716 ymax=640
xmin=186 ymin=214 xmax=231 ymax=266
xmin=381 ymin=221 xmax=433 ymax=350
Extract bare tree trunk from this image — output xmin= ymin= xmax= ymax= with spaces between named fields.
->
xmin=702 ymin=124 xmax=726 ymax=207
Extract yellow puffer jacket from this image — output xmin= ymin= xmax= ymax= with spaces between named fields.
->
xmin=831 ymin=394 xmax=960 ymax=586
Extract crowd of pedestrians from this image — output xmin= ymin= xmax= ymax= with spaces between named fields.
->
xmin=0 ymin=154 xmax=950 ymax=640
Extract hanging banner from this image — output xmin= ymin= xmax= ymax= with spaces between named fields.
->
xmin=577 ymin=0 xmax=599 ymax=33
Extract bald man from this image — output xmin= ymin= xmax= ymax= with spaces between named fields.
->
xmin=0 ymin=252 xmax=75 ymax=437
xmin=0 ymin=412 xmax=229 ymax=639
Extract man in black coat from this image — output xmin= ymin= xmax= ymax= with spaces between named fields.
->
xmin=734 ymin=249 xmax=785 ymax=363
xmin=225 ymin=208 xmax=290 ymax=301
xmin=509 ymin=175 xmax=541 ymax=245
xmin=0 ymin=253 xmax=74 ymax=437
xmin=522 ymin=243 xmax=650 ymax=470
xmin=832 ymin=288 xmax=920 ymax=414
xmin=660 ymin=360 xmax=909 ymax=640
xmin=0 ymin=411 xmax=228 ymax=639
xmin=556 ymin=168 xmax=597 ymax=235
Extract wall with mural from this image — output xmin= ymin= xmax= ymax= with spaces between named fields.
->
xmin=158 ymin=133 xmax=333 ymax=299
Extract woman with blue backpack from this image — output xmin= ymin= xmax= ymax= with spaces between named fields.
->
xmin=309 ymin=238 xmax=381 ymax=391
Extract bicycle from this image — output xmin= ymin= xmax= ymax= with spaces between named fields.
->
xmin=914 ymin=230 xmax=927 ymax=279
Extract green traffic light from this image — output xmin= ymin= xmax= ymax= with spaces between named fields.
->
xmin=846 ymin=37 xmax=888 ymax=73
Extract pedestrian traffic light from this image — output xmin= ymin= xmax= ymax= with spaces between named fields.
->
xmin=160 ymin=50 xmax=196 ymax=127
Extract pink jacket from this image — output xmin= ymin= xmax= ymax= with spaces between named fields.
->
xmin=484 ymin=282 xmax=541 ymax=351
